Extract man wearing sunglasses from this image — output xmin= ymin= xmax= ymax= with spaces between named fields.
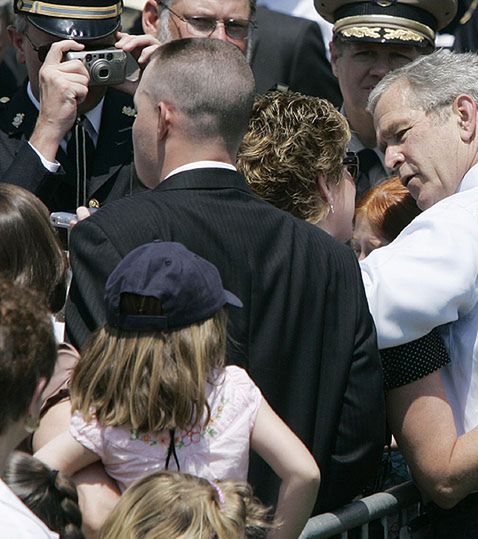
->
xmin=0 ymin=0 xmax=150 ymax=212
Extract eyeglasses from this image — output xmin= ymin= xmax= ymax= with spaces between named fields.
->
xmin=157 ymin=1 xmax=255 ymax=41
xmin=23 ymin=32 xmax=53 ymax=62
xmin=343 ymin=151 xmax=359 ymax=182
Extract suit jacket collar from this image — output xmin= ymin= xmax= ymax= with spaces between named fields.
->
xmin=156 ymin=167 xmax=252 ymax=193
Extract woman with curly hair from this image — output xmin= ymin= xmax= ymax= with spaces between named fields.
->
xmin=237 ymin=90 xmax=357 ymax=242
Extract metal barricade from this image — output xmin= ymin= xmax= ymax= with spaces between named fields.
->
xmin=300 ymin=481 xmax=421 ymax=539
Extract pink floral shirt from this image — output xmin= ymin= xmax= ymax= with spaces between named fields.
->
xmin=70 ymin=366 xmax=262 ymax=492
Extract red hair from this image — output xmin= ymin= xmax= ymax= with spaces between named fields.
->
xmin=356 ymin=177 xmax=421 ymax=243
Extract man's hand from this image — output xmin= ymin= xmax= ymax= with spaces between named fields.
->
xmin=113 ymin=31 xmax=160 ymax=95
xmin=30 ymin=40 xmax=90 ymax=162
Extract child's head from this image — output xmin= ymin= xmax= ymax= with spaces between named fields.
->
xmin=70 ymin=241 xmax=242 ymax=432
xmin=3 ymin=452 xmax=84 ymax=539
xmin=352 ymin=176 xmax=421 ymax=260
xmin=99 ymin=471 xmax=273 ymax=539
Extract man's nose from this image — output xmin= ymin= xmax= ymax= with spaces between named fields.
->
xmin=210 ymin=22 xmax=228 ymax=41
xmin=384 ymin=146 xmax=403 ymax=171
xmin=369 ymin=56 xmax=392 ymax=79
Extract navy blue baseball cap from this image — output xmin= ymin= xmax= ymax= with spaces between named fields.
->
xmin=105 ymin=241 xmax=243 ymax=332
xmin=14 ymin=0 xmax=123 ymax=40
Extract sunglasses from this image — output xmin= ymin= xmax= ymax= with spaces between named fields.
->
xmin=23 ymin=32 xmax=53 ymax=62
xmin=157 ymin=1 xmax=255 ymax=40
xmin=343 ymin=151 xmax=359 ymax=183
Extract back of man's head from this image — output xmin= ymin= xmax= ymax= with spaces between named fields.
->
xmin=143 ymin=38 xmax=256 ymax=156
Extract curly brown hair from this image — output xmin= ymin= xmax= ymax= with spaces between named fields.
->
xmin=237 ymin=91 xmax=350 ymax=225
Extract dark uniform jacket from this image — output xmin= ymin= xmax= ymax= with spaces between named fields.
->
xmin=66 ymin=167 xmax=385 ymax=513
xmin=0 ymin=83 xmax=144 ymax=212
xmin=250 ymin=7 xmax=341 ymax=106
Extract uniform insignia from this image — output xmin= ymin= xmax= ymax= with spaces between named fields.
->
xmin=0 ymin=96 xmax=10 ymax=104
xmin=122 ymin=106 xmax=136 ymax=118
xmin=12 ymin=113 xmax=25 ymax=128
xmin=88 ymin=198 xmax=100 ymax=208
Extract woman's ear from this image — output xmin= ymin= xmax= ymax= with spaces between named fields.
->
xmin=317 ymin=173 xmax=334 ymax=211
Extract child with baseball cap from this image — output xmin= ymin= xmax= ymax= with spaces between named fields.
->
xmin=35 ymin=241 xmax=320 ymax=539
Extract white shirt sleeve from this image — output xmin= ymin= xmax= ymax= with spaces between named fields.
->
xmin=360 ymin=195 xmax=478 ymax=349
xmin=28 ymin=142 xmax=60 ymax=173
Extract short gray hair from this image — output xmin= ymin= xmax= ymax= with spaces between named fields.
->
xmin=368 ymin=49 xmax=478 ymax=116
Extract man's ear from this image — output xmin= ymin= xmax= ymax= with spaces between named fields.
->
xmin=142 ymin=0 xmax=160 ymax=36
xmin=157 ymin=100 xmax=173 ymax=140
xmin=330 ymin=41 xmax=338 ymax=77
xmin=8 ymin=25 xmax=26 ymax=64
xmin=454 ymin=94 xmax=477 ymax=143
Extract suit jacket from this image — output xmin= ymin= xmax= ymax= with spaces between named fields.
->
xmin=0 ymin=83 xmax=144 ymax=212
xmin=250 ymin=7 xmax=342 ymax=106
xmin=66 ymin=167 xmax=385 ymax=512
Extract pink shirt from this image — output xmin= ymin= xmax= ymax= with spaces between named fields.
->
xmin=70 ymin=366 xmax=262 ymax=492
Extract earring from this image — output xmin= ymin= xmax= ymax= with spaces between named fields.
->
xmin=329 ymin=203 xmax=335 ymax=214
xmin=24 ymin=414 xmax=40 ymax=434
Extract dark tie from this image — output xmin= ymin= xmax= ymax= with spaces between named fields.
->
xmin=67 ymin=116 xmax=95 ymax=208
xmin=356 ymin=148 xmax=381 ymax=199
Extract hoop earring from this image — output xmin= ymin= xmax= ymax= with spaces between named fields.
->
xmin=24 ymin=414 xmax=40 ymax=434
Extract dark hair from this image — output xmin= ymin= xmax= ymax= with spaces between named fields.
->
xmin=355 ymin=176 xmax=421 ymax=243
xmin=0 ymin=279 xmax=57 ymax=434
xmin=3 ymin=452 xmax=84 ymax=539
xmin=0 ymin=184 xmax=68 ymax=313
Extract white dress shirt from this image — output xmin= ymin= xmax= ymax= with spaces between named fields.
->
xmin=360 ymin=164 xmax=478 ymax=434
xmin=0 ymin=479 xmax=59 ymax=538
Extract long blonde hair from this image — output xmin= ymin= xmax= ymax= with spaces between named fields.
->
xmin=70 ymin=308 xmax=228 ymax=432
xmin=99 ymin=471 xmax=274 ymax=539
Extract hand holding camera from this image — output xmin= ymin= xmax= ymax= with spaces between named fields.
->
xmin=64 ymin=48 xmax=127 ymax=86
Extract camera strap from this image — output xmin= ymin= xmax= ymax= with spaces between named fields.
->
xmin=67 ymin=116 xmax=95 ymax=208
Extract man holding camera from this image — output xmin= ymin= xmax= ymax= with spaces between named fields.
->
xmin=0 ymin=0 xmax=148 ymax=212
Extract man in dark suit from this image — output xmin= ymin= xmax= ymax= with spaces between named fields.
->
xmin=0 ymin=0 xmax=145 ymax=211
xmin=251 ymin=7 xmax=341 ymax=106
xmin=66 ymin=37 xmax=385 ymax=513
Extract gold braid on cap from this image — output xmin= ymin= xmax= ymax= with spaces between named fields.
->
xmin=16 ymin=0 xmax=122 ymax=18
xmin=335 ymin=14 xmax=434 ymax=44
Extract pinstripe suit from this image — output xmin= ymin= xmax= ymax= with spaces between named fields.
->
xmin=66 ymin=167 xmax=385 ymax=513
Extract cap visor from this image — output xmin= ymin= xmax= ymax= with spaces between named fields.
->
xmin=27 ymin=14 xmax=120 ymax=40
xmin=224 ymin=290 xmax=243 ymax=308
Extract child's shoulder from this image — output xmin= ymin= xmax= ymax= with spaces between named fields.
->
xmin=211 ymin=365 xmax=262 ymax=405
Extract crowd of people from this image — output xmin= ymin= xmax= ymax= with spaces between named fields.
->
xmin=0 ymin=0 xmax=478 ymax=538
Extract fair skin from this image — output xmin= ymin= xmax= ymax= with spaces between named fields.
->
xmin=132 ymin=58 xmax=235 ymax=188
xmin=374 ymin=81 xmax=478 ymax=210
xmin=372 ymin=82 xmax=478 ymax=508
xmin=351 ymin=214 xmax=387 ymax=260
xmin=317 ymin=168 xmax=356 ymax=243
xmin=142 ymin=0 xmax=251 ymax=54
xmin=35 ymin=398 xmax=320 ymax=539
xmin=330 ymin=41 xmax=420 ymax=148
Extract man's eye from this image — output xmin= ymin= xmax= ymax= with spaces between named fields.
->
xmin=187 ymin=17 xmax=215 ymax=32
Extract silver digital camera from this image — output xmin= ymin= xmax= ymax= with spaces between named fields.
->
xmin=65 ymin=48 xmax=127 ymax=86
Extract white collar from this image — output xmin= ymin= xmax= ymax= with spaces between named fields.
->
xmin=457 ymin=162 xmax=478 ymax=194
xmin=27 ymin=81 xmax=103 ymax=140
xmin=165 ymin=161 xmax=236 ymax=180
